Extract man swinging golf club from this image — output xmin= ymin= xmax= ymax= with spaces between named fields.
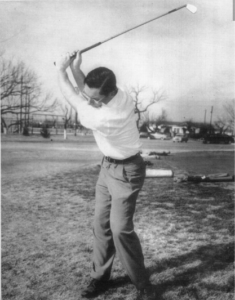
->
xmin=56 ymin=51 xmax=154 ymax=300
xmin=56 ymin=5 xmax=197 ymax=299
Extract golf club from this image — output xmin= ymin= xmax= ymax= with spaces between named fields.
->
xmin=54 ymin=4 xmax=197 ymax=65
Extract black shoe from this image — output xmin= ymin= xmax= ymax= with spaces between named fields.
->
xmin=81 ymin=279 xmax=108 ymax=298
xmin=134 ymin=284 xmax=156 ymax=300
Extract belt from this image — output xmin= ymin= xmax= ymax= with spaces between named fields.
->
xmin=104 ymin=153 xmax=140 ymax=164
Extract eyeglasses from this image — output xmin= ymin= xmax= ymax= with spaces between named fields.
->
xmin=81 ymin=91 xmax=105 ymax=108
xmin=81 ymin=92 xmax=104 ymax=102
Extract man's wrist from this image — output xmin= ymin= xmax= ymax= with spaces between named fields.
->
xmin=70 ymin=64 xmax=81 ymax=72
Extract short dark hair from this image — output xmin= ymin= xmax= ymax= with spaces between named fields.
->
xmin=84 ymin=67 xmax=117 ymax=96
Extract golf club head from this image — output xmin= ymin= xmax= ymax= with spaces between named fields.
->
xmin=186 ymin=4 xmax=197 ymax=13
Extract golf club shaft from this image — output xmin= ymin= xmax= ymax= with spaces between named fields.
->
xmin=79 ymin=5 xmax=186 ymax=54
xmin=54 ymin=4 xmax=187 ymax=64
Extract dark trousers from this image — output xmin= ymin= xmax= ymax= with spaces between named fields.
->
xmin=91 ymin=154 xmax=148 ymax=289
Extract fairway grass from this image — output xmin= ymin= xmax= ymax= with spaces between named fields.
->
xmin=1 ymin=140 xmax=234 ymax=300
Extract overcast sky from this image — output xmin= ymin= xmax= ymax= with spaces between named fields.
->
xmin=0 ymin=0 xmax=234 ymax=122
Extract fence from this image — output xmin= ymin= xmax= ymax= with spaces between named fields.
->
xmin=2 ymin=117 xmax=92 ymax=135
xmin=30 ymin=127 xmax=92 ymax=135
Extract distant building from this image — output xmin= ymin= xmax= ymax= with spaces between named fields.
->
xmin=140 ymin=121 xmax=216 ymax=138
xmin=189 ymin=123 xmax=214 ymax=138
xmin=32 ymin=112 xmax=64 ymax=128
xmin=156 ymin=122 xmax=188 ymax=136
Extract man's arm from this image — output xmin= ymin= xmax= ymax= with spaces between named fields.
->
xmin=70 ymin=51 xmax=85 ymax=91
xmin=56 ymin=53 xmax=82 ymax=110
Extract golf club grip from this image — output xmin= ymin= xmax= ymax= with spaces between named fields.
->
xmin=53 ymin=42 xmax=102 ymax=65
xmin=80 ymin=42 xmax=102 ymax=54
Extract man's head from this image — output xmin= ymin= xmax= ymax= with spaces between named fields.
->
xmin=84 ymin=67 xmax=117 ymax=96
xmin=82 ymin=67 xmax=117 ymax=107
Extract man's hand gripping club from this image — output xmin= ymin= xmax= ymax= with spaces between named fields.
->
xmin=56 ymin=51 xmax=85 ymax=109
xmin=56 ymin=50 xmax=86 ymax=91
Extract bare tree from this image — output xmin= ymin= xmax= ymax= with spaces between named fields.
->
xmin=0 ymin=56 xmax=57 ymax=133
xmin=223 ymin=99 xmax=234 ymax=130
xmin=127 ymin=85 xmax=166 ymax=130
xmin=214 ymin=99 xmax=234 ymax=134
xmin=214 ymin=118 xmax=229 ymax=134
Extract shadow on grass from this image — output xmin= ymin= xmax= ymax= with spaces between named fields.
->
xmin=89 ymin=242 xmax=234 ymax=299
xmin=108 ymin=275 xmax=132 ymax=288
xmin=146 ymin=241 xmax=234 ymax=299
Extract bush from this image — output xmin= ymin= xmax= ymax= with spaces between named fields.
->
xmin=40 ymin=127 xmax=50 ymax=138
xmin=22 ymin=127 xmax=29 ymax=136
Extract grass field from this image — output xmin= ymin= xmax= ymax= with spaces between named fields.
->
xmin=1 ymin=136 xmax=234 ymax=300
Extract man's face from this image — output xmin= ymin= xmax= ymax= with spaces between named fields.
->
xmin=81 ymin=85 xmax=106 ymax=108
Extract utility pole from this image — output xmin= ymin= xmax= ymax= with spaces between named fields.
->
xmin=209 ymin=106 xmax=213 ymax=134
xmin=25 ymin=86 xmax=31 ymax=127
xmin=20 ymin=75 xmax=23 ymax=133
xmin=204 ymin=110 xmax=207 ymax=124
xmin=25 ymin=89 xmax=27 ymax=127
xmin=28 ymin=93 xmax=30 ymax=126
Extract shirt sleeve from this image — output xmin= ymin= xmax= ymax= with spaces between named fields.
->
xmin=71 ymin=92 xmax=101 ymax=131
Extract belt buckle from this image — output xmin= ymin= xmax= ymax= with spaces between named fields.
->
xmin=106 ymin=156 xmax=112 ymax=163
xmin=106 ymin=156 xmax=119 ymax=164
xmin=111 ymin=157 xmax=117 ymax=164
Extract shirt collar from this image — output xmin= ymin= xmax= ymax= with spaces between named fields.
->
xmin=103 ymin=88 xmax=120 ymax=108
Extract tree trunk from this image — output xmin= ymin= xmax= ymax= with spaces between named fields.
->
xmin=1 ymin=117 xmax=7 ymax=134
xmin=136 ymin=112 xmax=141 ymax=131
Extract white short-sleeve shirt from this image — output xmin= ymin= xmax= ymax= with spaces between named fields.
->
xmin=72 ymin=88 xmax=142 ymax=159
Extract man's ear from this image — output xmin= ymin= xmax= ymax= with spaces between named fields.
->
xmin=109 ymin=88 xmax=118 ymax=97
